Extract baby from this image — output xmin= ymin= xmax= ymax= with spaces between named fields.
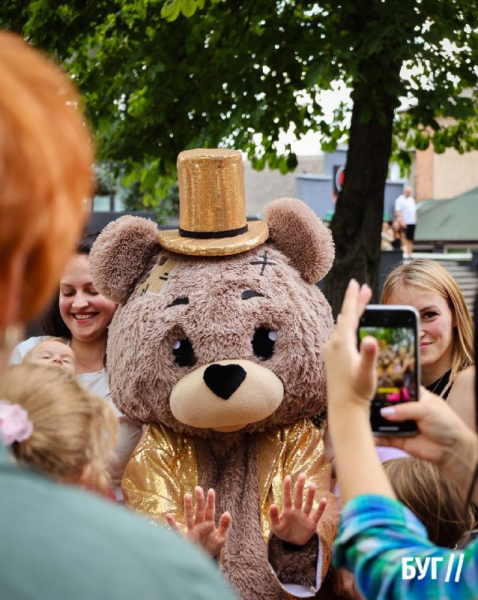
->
xmin=23 ymin=337 xmax=76 ymax=374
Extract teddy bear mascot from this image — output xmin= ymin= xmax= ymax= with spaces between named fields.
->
xmin=90 ymin=149 xmax=339 ymax=599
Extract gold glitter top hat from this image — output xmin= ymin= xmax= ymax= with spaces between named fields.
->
xmin=157 ymin=148 xmax=269 ymax=256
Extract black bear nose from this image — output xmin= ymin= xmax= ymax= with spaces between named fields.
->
xmin=203 ymin=364 xmax=247 ymax=400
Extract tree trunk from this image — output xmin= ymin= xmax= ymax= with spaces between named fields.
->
xmin=324 ymin=86 xmax=397 ymax=319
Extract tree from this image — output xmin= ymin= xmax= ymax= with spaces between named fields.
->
xmin=94 ymin=162 xmax=179 ymax=223
xmin=2 ymin=0 xmax=478 ymax=315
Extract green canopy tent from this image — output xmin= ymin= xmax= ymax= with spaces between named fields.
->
xmin=416 ymin=188 xmax=478 ymax=244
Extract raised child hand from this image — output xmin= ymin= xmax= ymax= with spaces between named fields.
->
xmin=268 ymin=473 xmax=326 ymax=546
xmin=166 ymin=486 xmax=231 ymax=557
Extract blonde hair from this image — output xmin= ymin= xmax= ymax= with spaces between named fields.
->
xmin=0 ymin=32 xmax=93 ymax=323
xmin=0 ymin=364 xmax=117 ymax=492
xmin=384 ymin=458 xmax=476 ymax=548
xmin=381 ymin=259 xmax=474 ymax=383
xmin=23 ymin=337 xmax=71 ymax=364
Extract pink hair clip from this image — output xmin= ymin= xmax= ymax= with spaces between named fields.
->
xmin=0 ymin=400 xmax=33 ymax=445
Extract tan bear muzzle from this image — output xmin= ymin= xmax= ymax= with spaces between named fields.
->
xmin=170 ymin=359 xmax=284 ymax=431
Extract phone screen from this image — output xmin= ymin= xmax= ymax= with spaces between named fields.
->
xmin=359 ymin=307 xmax=419 ymax=435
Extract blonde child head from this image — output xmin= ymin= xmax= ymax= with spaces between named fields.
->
xmin=23 ymin=338 xmax=76 ymax=374
xmin=0 ymin=364 xmax=117 ymax=494
xmin=383 ymin=458 xmax=476 ymax=548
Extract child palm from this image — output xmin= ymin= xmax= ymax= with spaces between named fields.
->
xmin=166 ymin=486 xmax=231 ymax=557
xmin=269 ymin=473 xmax=326 ymax=546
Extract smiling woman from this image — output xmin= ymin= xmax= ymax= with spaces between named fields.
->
xmin=10 ymin=232 xmax=143 ymax=497
xmin=58 ymin=252 xmax=117 ymax=366
xmin=382 ymin=259 xmax=475 ymax=432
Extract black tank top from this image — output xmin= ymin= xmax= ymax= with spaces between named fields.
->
xmin=392 ymin=238 xmax=401 ymax=250
xmin=426 ymin=369 xmax=452 ymax=400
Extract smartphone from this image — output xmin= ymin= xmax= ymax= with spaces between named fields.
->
xmin=358 ymin=305 xmax=420 ymax=435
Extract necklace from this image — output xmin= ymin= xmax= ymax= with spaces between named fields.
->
xmin=427 ymin=370 xmax=450 ymax=396
xmin=75 ymin=355 xmax=105 ymax=372
xmin=70 ymin=339 xmax=106 ymax=373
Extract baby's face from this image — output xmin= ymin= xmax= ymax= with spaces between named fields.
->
xmin=28 ymin=341 xmax=76 ymax=374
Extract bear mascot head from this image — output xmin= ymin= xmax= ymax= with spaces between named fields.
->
xmin=90 ymin=149 xmax=339 ymax=600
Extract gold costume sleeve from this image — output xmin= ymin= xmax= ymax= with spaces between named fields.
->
xmin=258 ymin=420 xmax=339 ymax=584
xmin=121 ymin=424 xmax=198 ymax=530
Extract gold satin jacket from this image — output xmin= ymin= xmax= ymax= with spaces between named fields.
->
xmin=122 ymin=419 xmax=338 ymax=583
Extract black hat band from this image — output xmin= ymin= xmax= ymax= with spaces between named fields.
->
xmin=179 ymin=225 xmax=249 ymax=240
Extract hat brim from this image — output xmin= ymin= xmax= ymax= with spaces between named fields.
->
xmin=157 ymin=220 xmax=269 ymax=257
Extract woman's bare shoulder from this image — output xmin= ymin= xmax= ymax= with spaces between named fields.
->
xmin=448 ymin=366 xmax=476 ymax=432
xmin=454 ymin=365 xmax=475 ymax=385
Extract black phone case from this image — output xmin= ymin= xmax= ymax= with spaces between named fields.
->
xmin=358 ymin=305 xmax=420 ymax=436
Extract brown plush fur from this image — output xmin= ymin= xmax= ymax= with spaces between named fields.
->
xmin=90 ymin=216 xmax=161 ymax=305
xmin=196 ymin=436 xmax=277 ymax=598
xmin=103 ymin=246 xmax=333 ymax=436
xmin=266 ymin=198 xmax=334 ymax=283
xmin=196 ymin=435 xmax=318 ymax=599
xmin=90 ymin=200 xmax=336 ymax=598
xmin=268 ymin=534 xmax=319 ymax=588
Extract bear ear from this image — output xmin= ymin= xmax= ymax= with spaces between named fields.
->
xmin=89 ymin=216 xmax=161 ymax=304
xmin=265 ymin=198 xmax=334 ymax=283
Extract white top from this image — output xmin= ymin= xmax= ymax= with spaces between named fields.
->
xmin=9 ymin=336 xmax=143 ymax=498
xmin=395 ymin=194 xmax=417 ymax=225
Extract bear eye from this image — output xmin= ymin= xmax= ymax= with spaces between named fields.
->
xmin=242 ymin=290 xmax=265 ymax=300
xmin=252 ymin=327 xmax=277 ymax=361
xmin=167 ymin=297 xmax=189 ymax=308
xmin=172 ymin=338 xmax=197 ymax=368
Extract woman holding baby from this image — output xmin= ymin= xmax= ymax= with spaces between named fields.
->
xmin=10 ymin=232 xmax=143 ymax=496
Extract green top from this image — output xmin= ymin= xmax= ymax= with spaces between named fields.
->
xmin=0 ymin=444 xmax=233 ymax=600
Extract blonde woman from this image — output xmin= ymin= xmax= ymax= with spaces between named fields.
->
xmin=382 ymin=259 xmax=475 ymax=431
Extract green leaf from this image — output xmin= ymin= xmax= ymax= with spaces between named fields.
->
xmin=161 ymin=0 xmax=206 ymax=22
xmin=161 ymin=0 xmax=182 ymax=22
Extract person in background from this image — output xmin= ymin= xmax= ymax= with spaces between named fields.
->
xmin=0 ymin=30 xmax=234 ymax=600
xmin=394 ymin=185 xmax=417 ymax=258
xmin=381 ymin=221 xmax=394 ymax=251
xmin=382 ymin=259 xmax=475 ymax=432
xmin=23 ymin=337 xmax=76 ymax=373
xmin=391 ymin=218 xmax=403 ymax=251
xmin=10 ymin=232 xmax=143 ymax=498
xmin=0 ymin=364 xmax=117 ymax=497
xmin=325 ymin=279 xmax=478 ymax=600
xmin=383 ymin=458 xmax=476 ymax=548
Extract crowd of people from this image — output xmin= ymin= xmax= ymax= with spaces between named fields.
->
xmin=0 ymin=31 xmax=477 ymax=600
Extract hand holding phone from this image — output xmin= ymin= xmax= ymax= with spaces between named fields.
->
xmin=358 ymin=305 xmax=420 ymax=436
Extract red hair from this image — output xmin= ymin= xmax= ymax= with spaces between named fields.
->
xmin=0 ymin=32 xmax=93 ymax=322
